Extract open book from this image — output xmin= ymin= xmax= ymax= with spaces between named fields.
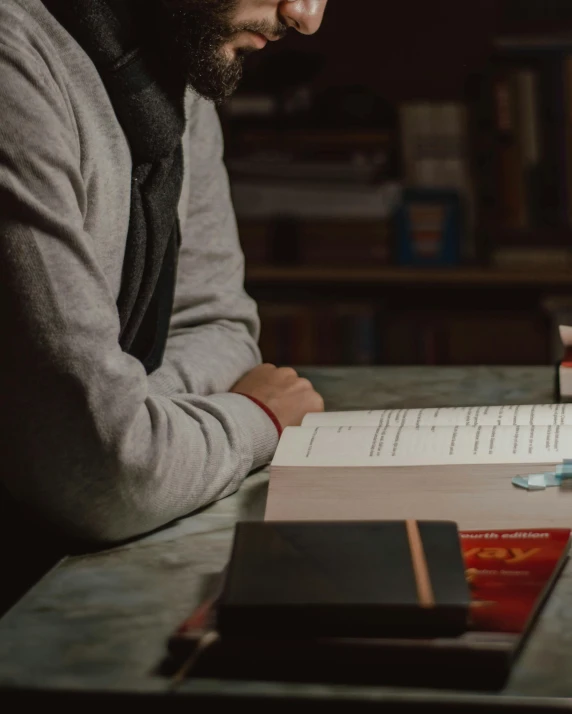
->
xmin=265 ymin=404 xmax=572 ymax=530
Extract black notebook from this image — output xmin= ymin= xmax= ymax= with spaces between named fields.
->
xmin=217 ymin=520 xmax=470 ymax=639
xmin=168 ymin=526 xmax=570 ymax=691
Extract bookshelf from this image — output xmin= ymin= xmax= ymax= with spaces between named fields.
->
xmin=246 ymin=266 xmax=572 ymax=287
xmin=224 ymin=0 xmax=572 ymax=368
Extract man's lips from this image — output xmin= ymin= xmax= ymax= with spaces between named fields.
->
xmin=249 ymin=31 xmax=269 ymax=49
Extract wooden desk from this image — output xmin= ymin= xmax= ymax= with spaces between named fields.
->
xmin=1 ymin=367 xmax=571 ymax=712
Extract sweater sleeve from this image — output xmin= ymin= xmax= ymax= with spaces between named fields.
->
xmin=0 ymin=42 xmax=278 ymax=544
xmin=148 ymin=94 xmax=264 ymax=398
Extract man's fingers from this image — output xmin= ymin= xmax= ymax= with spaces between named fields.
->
xmin=295 ymin=377 xmax=313 ymax=391
xmin=276 ymin=366 xmax=298 ymax=381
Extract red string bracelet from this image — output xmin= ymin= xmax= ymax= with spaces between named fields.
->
xmin=235 ymin=393 xmax=283 ymax=438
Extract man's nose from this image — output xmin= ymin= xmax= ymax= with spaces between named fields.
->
xmin=280 ymin=0 xmax=328 ymax=35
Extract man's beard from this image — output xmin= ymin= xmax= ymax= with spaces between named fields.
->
xmin=148 ymin=0 xmax=288 ymax=103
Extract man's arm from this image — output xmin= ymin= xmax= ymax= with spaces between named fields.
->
xmin=0 ymin=42 xmax=279 ymax=544
xmin=149 ymin=95 xmax=262 ymax=398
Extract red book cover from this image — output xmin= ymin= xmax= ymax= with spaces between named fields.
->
xmin=562 ymin=345 xmax=572 ymax=368
xmin=461 ymin=528 xmax=570 ymax=633
xmin=174 ymin=529 xmax=570 ymax=640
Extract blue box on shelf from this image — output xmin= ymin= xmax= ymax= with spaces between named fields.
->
xmin=394 ymin=188 xmax=463 ymax=266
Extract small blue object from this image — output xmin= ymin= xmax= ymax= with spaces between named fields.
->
xmin=556 ymin=459 xmax=572 ymax=480
xmin=512 ymin=474 xmax=555 ymax=491
xmin=512 ymin=460 xmax=572 ymax=490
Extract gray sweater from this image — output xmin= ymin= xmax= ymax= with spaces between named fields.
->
xmin=0 ymin=0 xmax=278 ymax=543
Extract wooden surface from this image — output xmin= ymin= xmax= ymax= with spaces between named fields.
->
xmin=245 ymin=265 xmax=572 ymax=287
xmin=2 ymin=367 xmax=572 ymax=711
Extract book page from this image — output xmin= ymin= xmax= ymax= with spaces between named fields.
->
xmin=272 ymin=424 xmax=572 ymax=468
xmin=302 ymin=404 xmax=572 ymax=428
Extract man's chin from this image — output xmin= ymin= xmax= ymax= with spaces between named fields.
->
xmin=184 ymin=56 xmax=244 ymax=103
xmin=221 ymin=43 xmax=238 ymax=62
xmin=142 ymin=0 xmax=245 ymax=102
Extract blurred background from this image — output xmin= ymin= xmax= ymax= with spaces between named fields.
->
xmin=219 ymin=0 xmax=572 ymax=367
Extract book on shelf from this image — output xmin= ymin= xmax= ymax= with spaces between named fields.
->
xmin=472 ymin=38 xmax=572 ymax=250
xmin=399 ymin=101 xmax=475 ymax=261
xmin=238 ymin=217 xmax=393 ymax=268
xmin=491 ymin=245 xmax=572 ymax=269
xmin=399 ymin=102 xmax=472 ymax=198
xmin=167 ymin=527 xmax=570 ymax=691
xmin=265 ymin=404 xmax=572 ymax=529
xmin=255 ymin=304 xmax=547 ymax=370
xmin=226 ymin=127 xmax=393 ymax=162
xmin=227 ymin=157 xmax=387 ymax=185
xmin=257 ymin=301 xmax=380 ymax=367
xmin=297 ymin=222 xmax=392 ymax=267
xmin=227 ymin=124 xmax=401 ymax=243
xmin=231 ymin=179 xmax=402 ymax=220
xmin=226 ymin=125 xmax=397 ymax=226
xmin=493 ymin=67 xmax=538 ymax=230
xmin=557 ymin=324 xmax=572 ymax=402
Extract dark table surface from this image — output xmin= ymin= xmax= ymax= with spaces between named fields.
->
xmin=1 ymin=367 xmax=571 ymax=712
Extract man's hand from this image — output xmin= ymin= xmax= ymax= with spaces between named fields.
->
xmin=231 ymin=364 xmax=324 ymax=430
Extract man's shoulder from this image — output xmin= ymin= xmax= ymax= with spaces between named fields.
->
xmin=0 ymin=0 xmax=79 ymax=139
xmin=0 ymin=0 xmax=81 ymax=114
xmin=0 ymin=0 xmax=50 ymax=61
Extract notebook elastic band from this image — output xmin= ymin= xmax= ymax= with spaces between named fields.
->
xmin=406 ymin=519 xmax=435 ymax=609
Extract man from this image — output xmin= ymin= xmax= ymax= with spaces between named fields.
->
xmin=0 ymin=0 xmax=327 ymax=608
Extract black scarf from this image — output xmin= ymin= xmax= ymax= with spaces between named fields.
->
xmin=42 ymin=0 xmax=187 ymax=374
